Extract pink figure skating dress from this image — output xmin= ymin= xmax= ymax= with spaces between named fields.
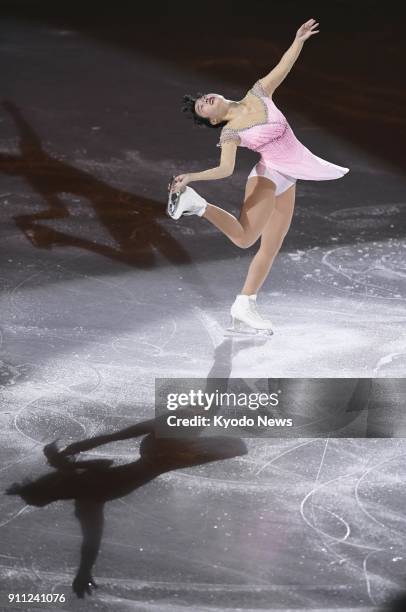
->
xmin=217 ymin=80 xmax=349 ymax=194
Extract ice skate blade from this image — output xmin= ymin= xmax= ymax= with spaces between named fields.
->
xmin=225 ymin=328 xmax=273 ymax=338
xmin=166 ymin=177 xmax=186 ymax=219
xmin=225 ymin=319 xmax=273 ymax=338
xmin=166 ymin=190 xmax=181 ymax=219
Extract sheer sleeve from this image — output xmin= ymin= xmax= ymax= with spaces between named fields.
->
xmin=250 ymin=80 xmax=269 ymax=98
xmin=216 ymin=127 xmax=241 ymax=148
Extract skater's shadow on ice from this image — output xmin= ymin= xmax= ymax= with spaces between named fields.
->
xmin=6 ymin=336 xmax=251 ymax=599
xmin=0 ymin=100 xmax=191 ymax=269
xmin=381 ymin=592 xmax=406 ymax=611
xmin=6 ymin=418 xmax=247 ymax=598
xmin=207 ymin=333 xmax=270 ymax=377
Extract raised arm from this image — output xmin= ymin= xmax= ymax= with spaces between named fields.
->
xmin=171 ymin=139 xmax=238 ymax=191
xmin=43 ymin=419 xmax=156 ymax=463
xmin=259 ymin=18 xmax=319 ymax=96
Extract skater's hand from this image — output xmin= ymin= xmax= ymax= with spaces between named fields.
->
xmin=169 ymin=173 xmax=191 ymax=193
xmin=295 ymin=18 xmax=319 ymax=42
xmin=44 ymin=440 xmax=79 ymax=469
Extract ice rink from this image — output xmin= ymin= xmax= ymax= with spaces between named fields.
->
xmin=1 ymin=5 xmax=406 ymax=610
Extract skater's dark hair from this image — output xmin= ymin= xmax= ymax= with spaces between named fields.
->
xmin=182 ymin=93 xmax=227 ymax=129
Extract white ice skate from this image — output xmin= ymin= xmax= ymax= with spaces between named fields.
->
xmin=226 ymin=294 xmax=273 ymax=336
xmin=167 ymin=180 xmax=208 ymax=220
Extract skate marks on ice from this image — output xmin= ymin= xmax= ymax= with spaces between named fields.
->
xmin=2 ymin=102 xmax=405 ymax=377
xmin=286 ymin=202 xmax=406 ymax=300
xmin=0 ymin=99 xmax=212 ymax=276
xmin=297 ymin=439 xmax=406 ymax=609
xmin=193 ymin=287 xmax=402 ymax=377
xmin=99 ymin=438 xmax=406 ymax=609
xmin=323 ymin=203 xmax=406 ymax=300
xmin=0 ymin=100 xmax=222 ymax=380
xmin=5 ymin=412 xmax=248 ymax=601
xmin=5 ymin=410 xmax=406 ymax=609
xmin=0 ymin=312 xmax=248 ymax=603
xmin=260 ymin=200 xmax=406 ymax=376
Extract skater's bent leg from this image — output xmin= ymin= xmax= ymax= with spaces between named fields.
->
xmin=202 ymin=204 xmax=244 ymax=244
xmin=241 ymin=184 xmax=296 ymax=295
xmin=202 ymin=177 xmax=276 ymax=247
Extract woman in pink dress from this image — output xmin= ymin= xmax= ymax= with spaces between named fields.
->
xmin=167 ymin=18 xmax=349 ymax=335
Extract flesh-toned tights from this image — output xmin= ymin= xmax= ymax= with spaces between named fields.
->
xmin=202 ymin=176 xmax=296 ymax=295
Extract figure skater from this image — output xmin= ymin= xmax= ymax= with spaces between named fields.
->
xmin=167 ymin=18 xmax=349 ymax=335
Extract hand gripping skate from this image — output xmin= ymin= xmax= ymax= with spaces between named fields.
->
xmin=166 ymin=178 xmax=208 ymax=220
xmin=166 ymin=175 xmax=183 ymax=219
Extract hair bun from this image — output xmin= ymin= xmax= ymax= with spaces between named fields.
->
xmin=181 ymin=93 xmax=197 ymax=115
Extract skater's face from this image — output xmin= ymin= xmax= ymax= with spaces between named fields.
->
xmin=195 ymin=93 xmax=225 ymax=125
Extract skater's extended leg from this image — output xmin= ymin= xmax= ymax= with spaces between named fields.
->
xmin=241 ymin=183 xmax=296 ymax=295
xmin=227 ymin=184 xmax=296 ymax=335
xmin=202 ymin=176 xmax=276 ymax=247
